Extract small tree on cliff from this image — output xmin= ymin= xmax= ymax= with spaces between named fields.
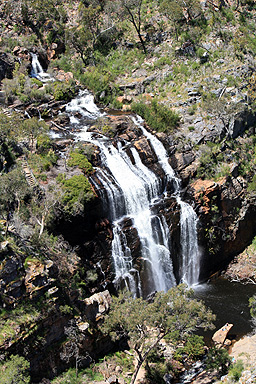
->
xmin=102 ymin=284 xmax=215 ymax=384
xmin=106 ymin=0 xmax=147 ymax=53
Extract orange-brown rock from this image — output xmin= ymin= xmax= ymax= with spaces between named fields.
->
xmin=55 ymin=69 xmax=74 ymax=82
xmin=212 ymin=323 xmax=233 ymax=346
xmin=25 ymin=259 xmax=55 ymax=299
xmin=134 ymin=137 xmax=156 ymax=164
xmin=116 ymin=95 xmax=132 ymax=104
xmin=191 ymin=179 xmax=219 ymax=214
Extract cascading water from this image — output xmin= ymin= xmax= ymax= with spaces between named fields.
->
xmin=178 ymin=199 xmax=201 ymax=285
xmin=30 ymin=53 xmax=53 ymax=82
xmin=133 ymin=116 xmax=201 ymax=286
xmin=65 ymin=91 xmax=201 ymax=295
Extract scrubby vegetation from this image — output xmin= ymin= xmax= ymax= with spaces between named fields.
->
xmin=1 ymin=0 xmax=256 ymax=383
xmin=132 ymin=99 xmax=180 ymax=133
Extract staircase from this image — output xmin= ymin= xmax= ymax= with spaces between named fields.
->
xmin=19 ymin=156 xmax=42 ymax=193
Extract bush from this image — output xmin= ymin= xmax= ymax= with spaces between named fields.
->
xmin=228 ymin=360 xmax=244 ymax=382
xmin=182 ymin=335 xmax=205 ymax=360
xmin=67 ymin=151 xmax=93 ymax=175
xmin=205 ymin=347 xmax=231 ymax=375
xmin=58 ymin=174 xmax=94 ymax=213
xmin=131 ymin=99 xmax=180 ymax=133
xmin=37 ymin=134 xmax=52 ymax=154
xmin=0 ymin=355 xmax=30 ymax=384
xmin=53 ymin=80 xmax=76 ymax=101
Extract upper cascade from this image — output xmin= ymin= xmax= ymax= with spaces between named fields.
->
xmin=65 ymin=91 xmax=202 ymax=295
xmin=30 ymin=53 xmax=54 ymax=82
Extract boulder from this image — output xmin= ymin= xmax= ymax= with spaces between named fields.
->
xmin=212 ymin=323 xmax=233 ymax=346
xmin=83 ymin=290 xmax=112 ymax=322
xmin=228 ymin=109 xmax=256 ymax=139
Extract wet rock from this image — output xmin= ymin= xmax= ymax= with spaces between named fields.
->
xmin=189 ymin=175 xmax=256 ymax=279
xmin=134 ymin=137 xmax=158 ymax=165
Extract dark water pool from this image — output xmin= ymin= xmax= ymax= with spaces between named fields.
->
xmin=193 ymin=277 xmax=256 ymax=342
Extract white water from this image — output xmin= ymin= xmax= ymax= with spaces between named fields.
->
xmin=65 ymin=92 xmax=201 ymax=294
xmin=95 ymin=140 xmax=176 ymax=296
xmin=30 ymin=53 xmax=54 ymax=82
xmin=178 ymin=198 xmax=201 ymax=285
xmin=133 ymin=116 xmax=201 ymax=286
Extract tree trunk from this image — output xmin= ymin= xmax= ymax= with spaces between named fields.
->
xmin=130 ymin=358 xmax=144 ymax=384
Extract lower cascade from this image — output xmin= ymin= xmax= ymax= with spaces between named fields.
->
xmin=66 ymin=91 xmax=201 ymax=296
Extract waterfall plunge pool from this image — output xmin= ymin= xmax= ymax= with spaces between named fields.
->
xmin=193 ymin=276 xmax=256 ymax=342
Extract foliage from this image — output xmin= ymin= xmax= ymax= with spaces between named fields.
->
xmin=146 ymin=361 xmax=172 ymax=384
xmin=228 ymin=359 xmax=244 ymax=382
xmin=196 ymin=142 xmax=233 ymax=180
xmin=180 ymin=334 xmax=205 ymax=360
xmin=67 ymin=151 xmax=93 ymax=175
xmin=0 ymin=167 xmax=31 ymax=219
xmin=102 ymin=284 xmax=215 ymax=384
xmin=28 ymin=150 xmax=58 ymax=173
xmin=67 ymin=3 xmax=102 ymax=65
xmin=36 ymin=134 xmax=52 ymax=154
xmin=0 ymin=355 xmax=30 ymax=384
xmin=58 ymin=174 xmax=95 ymax=214
xmin=249 ymin=294 xmax=256 ymax=318
xmin=53 ymin=80 xmax=76 ymax=101
xmin=132 ymin=99 xmax=180 ymax=133
xmin=0 ymin=303 xmax=40 ymax=345
xmin=159 ymin=0 xmax=202 ymax=40
xmin=106 ymin=0 xmax=147 ymax=53
xmin=22 ymin=117 xmax=48 ymax=143
xmin=205 ymin=347 xmax=231 ymax=375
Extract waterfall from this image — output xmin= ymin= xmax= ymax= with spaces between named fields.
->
xmin=30 ymin=53 xmax=53 ymax=82
xmin=95 ymin=140 xmax=176 ymax=296
xmin=133 ymin=116 xmax=201 ymax=286
xmin=65 ymin=92 xmax=201 ymax=294
xmin=178 ymin=198 xmax=201 ymax=285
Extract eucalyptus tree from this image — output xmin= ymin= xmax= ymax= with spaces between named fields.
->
xmin=102 ymin=284 xmax=215 ymax=384
xmin=159 ymin=0 xmax=202 ymax=40
xmin=106 ymin=0 xmax=147 ymax=53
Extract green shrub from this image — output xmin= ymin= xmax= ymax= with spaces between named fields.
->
xmin=31 ymin=78 xmax=43 ymax=87
xmin=228 ymin=360 xmax=244 ymax=381
xmin=53 ymin=80 xmax=76 ymax=101
xmin=67 ymin=151 xmax=93 ymax=174
xmin=205 ymin=347 xmax=231 ymax=375
xmin=182 ymin=335 xmax=205 ymax=360
xmin=248 ymin=174 xmax=256 ymax=192
xmin=0 ymin=355 xmax=30 ymax=384
xmin=58 ymin=174 xmax=94 ymax=212
xmin=131 ymin=99 xmax=180 ymax=133
xmin=249 ymin=293 xmax=256 ymax=317
xmin=59 ymin=305 xmax=73 ymax=315
xmin=37 ymin=134 xmax=52 ymax=154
